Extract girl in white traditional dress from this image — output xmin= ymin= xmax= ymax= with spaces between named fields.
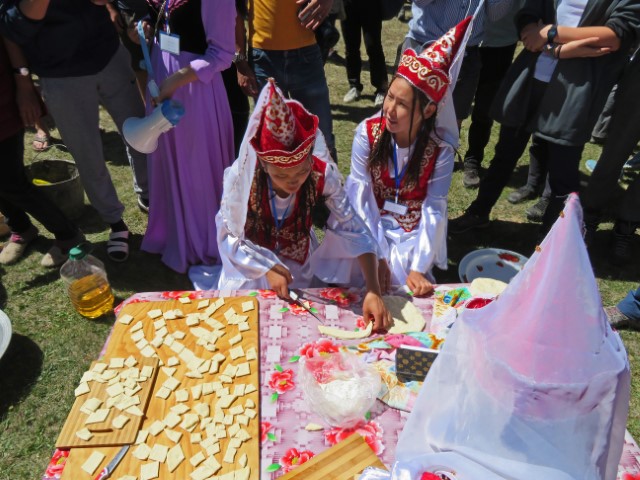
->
xmin=346 ymin=17 xmax=472 ymax=297
xmin=215 ymin=79 xmax=391 ymax=331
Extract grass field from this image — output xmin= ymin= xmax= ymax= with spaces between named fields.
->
xmin=0 ymin=12 xmax=639 ymax=480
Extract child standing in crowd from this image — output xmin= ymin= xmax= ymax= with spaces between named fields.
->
xmin=138 ymin=0 xmax=236 ymax=273
xmin=214 ymin=79 xmax=391 ymax=331
xmin=346 ymin=18 xmax=472 ymax=296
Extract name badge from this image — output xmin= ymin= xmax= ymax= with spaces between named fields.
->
xmin=383 ymin=200 xmax=408 ymax=216
xmin=160 ymin=32 xmax=181 ymax=55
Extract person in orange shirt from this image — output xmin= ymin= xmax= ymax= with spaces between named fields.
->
xmin=236 ymin=0 xmax=337 ymax=161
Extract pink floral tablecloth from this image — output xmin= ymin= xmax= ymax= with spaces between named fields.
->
xmin=43 ymin=287 xmax=640 ymax=480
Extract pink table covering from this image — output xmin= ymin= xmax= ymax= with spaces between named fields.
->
xmin=43 ymin=287 xmax=640 ymax=480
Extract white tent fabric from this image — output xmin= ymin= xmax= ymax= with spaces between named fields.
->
xmin=361 ymin=195 xmax=630 ymax=480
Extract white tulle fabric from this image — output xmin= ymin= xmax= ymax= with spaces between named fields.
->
xmin=360 ymin=194 xmax=630 ymax=480
xmin=214 ymin=83 xmax=380 ymax=290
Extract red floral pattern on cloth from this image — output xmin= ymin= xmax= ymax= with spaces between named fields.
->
xmin=258 ymin=289 xmax=278 ymax=299
xmin=622 ymin=475 xmax=640 ymax=480
xmin=319 ymin=287 xmax=360 ymax=307
xmin=268 ymin=369 xmax=296 ymax=394
xmin=287 ymin=301 xmax=314 ymax=316
xmin=279 ymin=447 xmax=315 ymax=473
xmin=324 ymin=420 xmax=385 ymax=456
xmin=44 ymin=449 xmax=69 ymax=479
xmin=299 ymin=339 xmax=340 ymax=358
xmin=356 ymin=316 xmax=369 ymax=330
xmin=161 ymin=290 xmax=201 ymax=300
xmin=366 ymin=116 xmax=439 ymax=232
xmin=261 ymin=421 xmax=273 ymax=444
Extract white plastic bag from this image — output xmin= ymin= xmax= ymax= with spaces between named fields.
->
xmin=300 ymin=350 xmax=381 ymax=429
xmin=362 ymin=194 xmax=630 ymax=480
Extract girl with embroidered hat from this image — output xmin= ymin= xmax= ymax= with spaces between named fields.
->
xmin=345 ymin=17 xmax=473 ymax=297
xmin=214 ymin=78 xmax=391 ymax=331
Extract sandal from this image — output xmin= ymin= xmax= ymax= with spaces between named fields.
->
xmin=32 ymin=133 xmax=51 ymax=152
xmin=107 ymin=230 xmax=130 ymax=262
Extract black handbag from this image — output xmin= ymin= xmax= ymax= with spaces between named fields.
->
xmin=380 ymin=0 xmax=406 ymax=21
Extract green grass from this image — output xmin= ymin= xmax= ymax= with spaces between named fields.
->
xmin=0 ymin=15 xmax=639 ymax=480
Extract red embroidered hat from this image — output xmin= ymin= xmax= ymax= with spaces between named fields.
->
xmin=251 ymin=78 xmax=319 ymax=168
xmin=396 ymin=16 xmax=472 ymax=104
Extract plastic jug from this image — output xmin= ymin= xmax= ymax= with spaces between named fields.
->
xmin=60 ymin=245 xmax=114 ymax=318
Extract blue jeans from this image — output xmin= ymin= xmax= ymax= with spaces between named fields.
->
xmin=618 ymin=286 xmax=640 ymax=322
xmin=251 ymin=45 xmax=336 ymax=160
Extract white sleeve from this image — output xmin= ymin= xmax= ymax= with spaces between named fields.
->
xmin=409 ymin=145 xmax=454 ymax=274
xmin=344 ymin=122 xmax=390 ymax=258
xmin=322 ymin=161 xmax=383 ymax=259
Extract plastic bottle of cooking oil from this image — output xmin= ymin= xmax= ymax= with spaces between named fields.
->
xmin=60 ymin=245 xmax=114 ymax=318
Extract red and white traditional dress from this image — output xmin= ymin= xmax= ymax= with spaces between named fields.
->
xmin=345 ymin=15 xmax=473 ymax=286
xmin=213 ymin=80 xmax=379 ymax=290
xmin=346 ymin=115 xmax=455 ymax=285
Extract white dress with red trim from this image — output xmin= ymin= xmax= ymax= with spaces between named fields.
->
xmin=215 ymin=150 xmax=380 ymax=290
xmin=345 ymin=114 xmax=455 ymax=286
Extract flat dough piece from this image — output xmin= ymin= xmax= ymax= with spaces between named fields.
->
xmin=318 ymin=321 xmax=373 ymax=339
xmin=81 ymin=451 xmax=105 ymax=475
xmin=469 ymin=277 xmax=508 ymax=297
xmin=382 ymin=295 xmax=426 ymax=334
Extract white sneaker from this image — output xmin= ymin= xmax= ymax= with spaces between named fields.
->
xmin=343 ymin=87 xmax=361 ymax=103
xmin=374 ymin=92 xmax=386 ymax=107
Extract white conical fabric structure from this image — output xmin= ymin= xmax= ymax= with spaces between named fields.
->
xmin=361 ymin=193 xmax=630 ymax=480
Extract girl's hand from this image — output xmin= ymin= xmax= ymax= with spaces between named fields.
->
xmin=128 ymin=20 xmax=152 ymax=45
xmin=558 ymin=37 xmax=611 ymax=59
xmin=265 ymin=264 xmax=293 ymax=300
xmin=362 ymin=291 xmax=392 ymax=332
xmin=521 ymin=21 xmax=549 ymax=52
xmin=296 ymin=0 xmax=332 ymax=31
xmin=406 ymin=270 xmax=434 ymax=297
xmin=378 ymin=259 xmax=391 ymax=294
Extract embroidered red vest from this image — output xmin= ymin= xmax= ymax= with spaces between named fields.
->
xmin=244 ymin=156 xmax=327 ymax=264
xmin=365 ymin=117 xmax=439 ymax=232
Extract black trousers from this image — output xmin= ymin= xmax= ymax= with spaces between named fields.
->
xmin=221 ymin=65 xmax=250 ymax=158
xmin=0 ymin=131 xmax=77 ymax=240
xmin=468 ymin=82 xmax=584 ymax=217
xmin=340 ymin=0 xmax=387 ymax=92
xmin=464 ymin=43 xmax=517 ymax=168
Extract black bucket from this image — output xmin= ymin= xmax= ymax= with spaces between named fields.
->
xmin=25 ymin=156 xmax=85 ymax=221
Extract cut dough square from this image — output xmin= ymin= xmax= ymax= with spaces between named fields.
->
xmin=126 ymin=405 xmax=144 ymax=417
xmin=116 ymin=476 xmax=137 ymax=480
xmin=150 ymin=336 xmax=164 ymax=348
xmin=244 ymin=383 xmax=257 ymax=394
xmin=85 ymin=408 xmax=110 ymax=425
xmin=147 ymin=309 xmax=163 ymax=319
xmin=236 ymin=414 xmax=249 ymax=426
xmin=161 ymin=366 xmax=177 ymax=377
xmin=175 ymin=389 xmax=189 ymax=403
xmin=173 ymin=330 xmax=186 ymax=340
xmin=186 ymin=371 xmax=203 ymax=379
xmin=129 ymin=321 xmax=144 ymax=334
xmin=163 ymin=376 xmax=180 ymax=391
xmin=131 ymin=330 xmax=145 ymax=342
xmin=170 ymin=403 xmax=190 ymax=414
xmin=106 ymin=383 xmax=124 ymax=398
xmin=245 ymin=348 xmax=257 ymax=361
xmin=178 ymin=296 xmax=191 ymax=304
xmin=140 ymin=461 xmax=160 ymax=480
xmin=233 ymin=385 xmax=246 ymax=397
xmin=74 ymin=382 xmax=90 ymax=397
xmin=75 ymin=428 xmax=93 ymax=441
xmin=197 ymin=299 xmax=210 ymax=309
xmin=191 ymin=384 xmax=203 ymax=401
xmin=156 ymin=326 xmax=168 ymax=338
xmin=190 ymin=432 xmax=202 ymax=444
xmin=149 ymin=420 xmax=165 ymax=436
xmin=222 ymin=364 xmax=238 ymax=377
xmin=245 ymin=398 xmax=255 ymax=408
xmin=148 ymin=443 xmax=169 ymax=463
xmin=241 ymin=300 xmax=255 ymax=312
xmin=135 ymin=429 xmax=149 ymax=445
xmin=164 ymin=428 xmax=182 ymax=444
xmin=191 ymin=465 xmax=215 ymax=480
xmin=189 ymin=451 xmax=205 ymax=467
xmin=140 ymin=345 xmax=156 ymax=358
xmin=163 ymin=412 xmax=182 ymax=429
xmin=81 ymin=451 xmax=105 ymax=475
xmin=235 ymin=466 xmax=251 ymax=480
xmin=194 ymin=403 xmax=210 ymax=418
xmin=223 ymin=445 xmax=237 ymax=464
xmin=133 ymin=443 xmax=151 ymax=461
xmin=239 ymin=453 xmax=248 ymax=468
xmin=235 ymin=362 xmax=251 ymax=377
xmin=186 ymin=315 xmax=200 ymax=327
xmin=219 ymin=374 xmax=233 ymax=384
xmin=162 ymin=310 xmax=177 ymax=320
xmin=118 ymin=313 xmax=134 ymax=325
xmin=141 ymin=365 xmax=154 ymax=378
xmin=153 ymin=318 xmax=166 ymax=329
xmin=167 ymin=356 xmax=180 ymax=367
xmin=80 ymin=397 xmax=102 ymax=414
xmin=112 ymin=414 xmax=130 ymax=429
xmin=109 ymin=357 xmax=125 ymax=369
xmin=229 ymin=346 xmax=245 ymax=360
xmin=155 ymin=386 xmax=171 ymax=400
xmin=167 ymin=444 xmax=185 ymax=473
xmin=238 ymin=321 xmax=250 ymax=332
xmin=223 ymin=307 xmax=236 ymax=320
xmin=125 ymin=355 xmax=138 ymax=367
xmin=228 ymin=333 xmax=242 ymax=345
xmin=244 ymin=408 xmax=257 ymax=420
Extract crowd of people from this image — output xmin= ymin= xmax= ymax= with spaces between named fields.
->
xmin=1 ymin=0 xmax=639 ymax=324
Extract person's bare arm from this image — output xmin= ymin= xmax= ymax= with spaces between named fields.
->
xmin=2 ymin=37 xmax=42 ymax=126
xmin=522 ymin=22 xmax=621 ymax=52
xmin=18 ymin=0 xmax=50 ymax=20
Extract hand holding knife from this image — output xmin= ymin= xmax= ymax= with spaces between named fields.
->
xmin=94 ymin=444 xmax=129 ymax=480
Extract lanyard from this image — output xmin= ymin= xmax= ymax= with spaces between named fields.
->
xmin=392 ymin=140 xmax=409 ymax=203
xmin=164 ymin=0 xmax=171 ymax=34
xmin=267 ymin=177 xmax=294 ymax=233
xmin=137 ymin=22 xmax=160 ymax=98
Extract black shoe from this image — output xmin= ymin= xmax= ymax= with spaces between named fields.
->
xmin=448 ymin=212 xmax=490 ymax=235
xmin=525 ymin=197 xmax=550 ymax=223
xmin=462 ymin=166 xmax=480 ymax=188
xmin=507 ymin=185 xmax=538 ymax=204
xmin=610 ymin=221 xmax=636 ymax=266
xmin=137 ymin=196 xmax=149 ymax=214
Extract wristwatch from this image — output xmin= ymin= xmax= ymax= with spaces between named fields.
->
xmin=13 ymin=67 xmax=30 ymax=76
xmin=547 ymin=24 xmax=558 ymax=44
xmin=233 ymin=52 xmax=247 ymax=64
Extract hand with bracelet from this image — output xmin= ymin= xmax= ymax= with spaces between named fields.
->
xmin=555 ymin=37 xmax=612 ymax=59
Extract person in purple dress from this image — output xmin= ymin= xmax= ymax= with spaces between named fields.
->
xmin=136 ymin=0 xmax=236 ymax=273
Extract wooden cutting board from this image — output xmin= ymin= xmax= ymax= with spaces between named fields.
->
xmin=278 ymin=433 xmax=387 ymax=479
xmin=56 ymin=357 xmax=159 ymax=448
xmin=61 ymin=297 xmax=260 ymax=480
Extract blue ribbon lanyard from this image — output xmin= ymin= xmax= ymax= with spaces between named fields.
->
xmin=392 ymin=140 xmax=409 ymax=203
xmin=267 ymin=177 xmax=293 ymax=233
xmin=137 ymin=22 xmax=160 ymax=98
xmin=164 ymin=0 xmax=171 ymax=34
